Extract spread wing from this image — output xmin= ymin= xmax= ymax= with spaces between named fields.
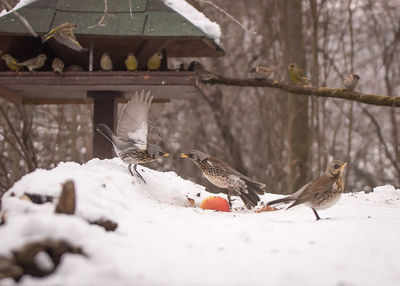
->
xmin=53 ymin=33 xmax=87 ymax=52
xmin=147 ymin=118 xmax=162 ymax=145
xmin=117 ymin=90 xmax=152 ymax=150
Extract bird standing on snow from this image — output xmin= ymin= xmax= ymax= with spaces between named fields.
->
xmin=125 ymin=53 xmax=138 ymax=71
xmin=21 ymin=54 xmax=47 ymax=72
xmin=96 ymin=90 xmax=169 ymax=183
xmin=147 ymin=52 xmax=162 ymax=71
xmin=52 ymin=57 xmax=64 ymax=73
xmin=100 ymin=53 xmax=113 ymax=71
xmin=1 ymin=54 xmax=24 ymax=71
xmin=180 ymin=150 xmax=265 ymax=209
xmin=342 ymin=74 xmax=360 ymax=91
xmin=288 ymin=63 xmax=310 ymax=85
xmin=267 ymin=160 xmax=347 ymax=220
xmin=42 ymin=22 xmax=87 ymax=52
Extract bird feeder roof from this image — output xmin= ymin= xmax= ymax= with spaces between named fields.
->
xmin=0 ymin=0 xmax=224 ymax=57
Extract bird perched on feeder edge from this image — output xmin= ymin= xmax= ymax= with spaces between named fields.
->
xmin=96 ymin=90 xmax=169 ymax=184
xmin=288 ymin=63 xmax=310 ymax=85
xmin=1 ymin=54 xmax=24 ymax=71
xmin=125 ymin=53 xmax=138 ymax=71
xmin=180 ymin=150 xmax=266 ymax=210
xmin=342 ymin=74 xmax=360 ymax=91
xmin=42 ymin=22 xmax=87 ymax=52
xmin=21 ymin=54 xmax=47 ymax=72
xmin=100 ymin=53 xmax=113 ymax=71
xmin=147 ymin=52 xmax=162 ymax=71
xmin=250 ymin=66 xmax=280 ymax=79
xmin=52 ymin=57 xmax=64 ymax=73
xmin=188 ymin=61 xmax=218 ymax=82
xmin=266 ymin=160 xmax=347 ymax=220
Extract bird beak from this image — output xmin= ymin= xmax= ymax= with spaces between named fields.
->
xmin=163 ymin=153 xmax=170 ymax=157
xmin=341 ymin=163 xmax=347 ymax=169
xmin=180 ymin=153 xmax=189 ymax=158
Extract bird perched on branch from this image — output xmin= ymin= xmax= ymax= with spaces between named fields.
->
xmin=125 ymin=53 xmax=138 ymax=71
xmin=100 ymin=53 xmax=113 ymax=71
xmin=1 ymin=54 xmax=24 ymax=71
xmin=266 ymin=160 xmax=347 ymax=220
xmin=180 ymin=150 xmax=265 ymax=209
xmin=96 ymin=90 xmax=169 ymax=183
xmin=188 ymin=61 xmax=218 ymax=82
xmin=42 ymin=22 xmax=87 ymax=52
xmin=52 ymin=57 xmax=64 ymax=73
xmin=250 ymin=66 xmax=279 ymax=79
xmin=21 ymin=54 xmax=47 ymax=72
xmin=342 ymin=74 xmax=360 ymax=91
xmin=147 ymin=52 xmax=162 ymax=71
xmin=288 ymin=63 xmax=310 ymax=85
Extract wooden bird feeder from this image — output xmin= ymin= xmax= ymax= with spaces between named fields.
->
xmin=0 ymin=0 xmax=224 ymax=158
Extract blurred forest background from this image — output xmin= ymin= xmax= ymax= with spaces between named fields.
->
xmin=1 ymin=0 xmax=400 ymax=197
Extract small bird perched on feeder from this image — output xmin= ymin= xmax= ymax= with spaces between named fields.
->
xmin=1 ymin=54 xmax=24 ymax=71
xmin=100 ymin=53 xmax=113 ymax=71
xmin=180 ymin=150 xmax=265 ymax=209
xmin=250 ymin=66 xmax=280 ymax=79
xmin=188 ymin=61 xmax=218 ymax=82
xmin=125 ymin=53 xmax=138 ymax=71
xmin=288 ymin=63 xmax=310 ymax=85
xmin=42 ymin=22 xmax=87 ymax=52
xmin=52 ymin=57 xmax=64 ymax=73
xmin=147 ymin=52 xmax=162 ymax=71
xmin=342 ymin=74 xmax=360 ymax=91
xmin=21 ymin=54 xmax=47 ymax=72
xmin=96 ymin=90 xmax=170 ymax=184
xmin=266 ymin=160 xmax=347 ymax=220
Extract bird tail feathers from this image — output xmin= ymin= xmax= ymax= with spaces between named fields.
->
xmin=266 ymin=195 xmax=295 ymax=207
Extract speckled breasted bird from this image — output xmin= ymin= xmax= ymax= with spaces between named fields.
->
xmin=250 ymin=66 xmax=279 ymax=79
xmin=100 ymin=53 xmax=113 ymax=71
xmin=42 ymin=22 xmax=87 ymax=52
xmin=125 ymin=53 xmax=138 ymax=71
xmin=267 ymin=160 xmax=347 ymax=220
xmin=1 ymin=54 xmax=24 ymax=71
xmin=180 ymin=150 xmax=265 ymax=209
xmin=96 ymin=90 xmax=169 ymax=183
xmin=147 ymin=52 xmax=162 ymax=71
xmin=288 ymin=63 xmax=310 ymax=85
xmin=52 ymin=57 xmax=64 ymax=73
xmin=342 ymin=74 xmax=360 ymax=91
xmin=21 ymin=54 xmax=47 ymax=72
xmin=188 ymin=61 xmax=218 ymax=81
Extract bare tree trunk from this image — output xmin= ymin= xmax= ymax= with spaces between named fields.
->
xmin=281 ymin=0 xmax=310 ymax=193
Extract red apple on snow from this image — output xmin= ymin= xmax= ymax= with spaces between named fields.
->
xmin=200 ymin=196 xmax=230 ymax=212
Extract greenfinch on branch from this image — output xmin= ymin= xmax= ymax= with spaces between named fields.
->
xmin=288 ymin=63 xmax=310 ymax=85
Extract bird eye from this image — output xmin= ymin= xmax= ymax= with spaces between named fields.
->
xmin=334 ymin=164 xmax=340 ymax=169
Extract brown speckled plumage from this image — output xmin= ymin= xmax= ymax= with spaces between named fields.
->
xmin=267 ymin=160 xmax=347 ymax=220
xmin=181 ymin=150 xmax=265 ymax=209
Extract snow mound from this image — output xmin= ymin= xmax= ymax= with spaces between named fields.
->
xmin=1 ymin=158 xmax=400 ymax=286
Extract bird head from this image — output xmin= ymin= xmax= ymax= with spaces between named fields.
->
xmin=1 ymin=54 xmax=12 ymax=61
xmin=188 ymin=61 xmax=203 ymax=71
xmin=351 ymin=74 xmax=360 ymax=81
xmin=250 ymin=67 xmax=258 ymax=73
xmin=180 ymin=150 xmax=208 ymax=162
xmin=152 ymin=151 xmax=170 ymax=159
xmin=38 ymin=54 xmax=47 ymax=60
xmin=288 ymin=63 xmax=296 ymax=70
xmin=147 ymin=144 xmax=169 ymax=159
xmin=154 ymin=52 xmax=163 ymax=59
xmin=326 ymin=160 xmax=347 ymax=177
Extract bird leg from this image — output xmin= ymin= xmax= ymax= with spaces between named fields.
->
xmin=128 ymin=164 xmax=146 ymax=184
xmin=312 ymin=208 xmax=321 ymax=220
xmin=227 ymin=189 xmax=234 ymax=208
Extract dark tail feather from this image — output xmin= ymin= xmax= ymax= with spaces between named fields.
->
xmin=239 ymin=188 xmax=261 ymax=210
xmin=245 ymin=180 xmax=266 ymax=195
xmin=96 ymin=124 xmax=114 ymax=144
xmin=266 ymin=195 xmax=294 ymax=207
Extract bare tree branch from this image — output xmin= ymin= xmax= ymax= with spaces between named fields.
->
xmin=203 ymin=75 xmax=400 ymax=107
xmin=0 ymin=0 xmax=38 ymax=37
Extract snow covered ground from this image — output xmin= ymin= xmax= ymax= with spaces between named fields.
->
xmin=0 ymin=158 xmax=400 ymax=286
